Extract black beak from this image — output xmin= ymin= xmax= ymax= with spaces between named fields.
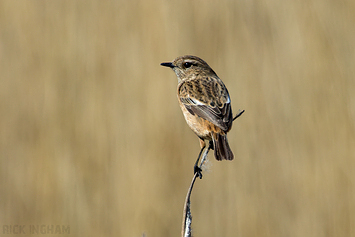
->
xmin=160 ymin=62 xmax=175 ymax=68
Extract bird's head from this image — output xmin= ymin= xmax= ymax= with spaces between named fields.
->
xmin=161 ymin=55 xmax=216 ymax=82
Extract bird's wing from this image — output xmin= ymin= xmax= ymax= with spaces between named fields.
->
xmin=178 ymin=78 xmax=233 ymax=132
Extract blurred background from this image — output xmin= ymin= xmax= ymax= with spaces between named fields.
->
xmin=1 ymin=1 xmax=354 ymax=236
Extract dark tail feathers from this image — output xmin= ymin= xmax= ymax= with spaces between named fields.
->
xmin=212 ymin=133 xmax=234 ymax=161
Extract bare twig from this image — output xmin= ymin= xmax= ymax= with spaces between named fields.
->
xmin=181 ymin=146 xmax=211 ymax=237
xmin=233 ymin=109 xmax=245 ymax=121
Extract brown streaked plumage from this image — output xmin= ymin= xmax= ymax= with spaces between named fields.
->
xmin=161 ymin=55 xmax=234 ymax=161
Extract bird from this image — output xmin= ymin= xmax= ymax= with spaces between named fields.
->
xmin=161 ymin=55 xmax=243 ymax=175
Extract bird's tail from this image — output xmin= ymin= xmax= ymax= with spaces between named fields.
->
xmin=212 ymin=133 xmax=234 ymax=161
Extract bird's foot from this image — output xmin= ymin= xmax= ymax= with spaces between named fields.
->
xmin=194 ymin=165 xmax=203 ymax=179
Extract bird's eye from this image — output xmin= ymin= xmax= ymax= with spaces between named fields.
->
xmin=184 ymin=62 xmax=193 ymax=68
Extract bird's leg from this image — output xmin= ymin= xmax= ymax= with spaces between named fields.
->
xmin=194 ymin=144 xmax=205 ymax=179
xmin=208 ymin=140 xmax=214 ymax=150
xmin=199 ymin=141 xmax=213 ymax=166
xmin=194 ymin=140 xmax=214 ymax=179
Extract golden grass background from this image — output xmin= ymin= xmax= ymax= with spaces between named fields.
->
xmin=1 ymin=1 xmax=354 ymax=236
